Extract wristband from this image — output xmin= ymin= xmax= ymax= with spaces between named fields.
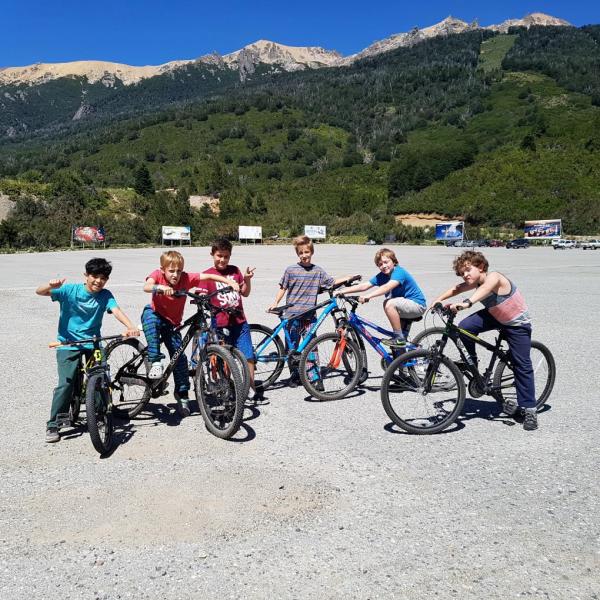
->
xmin=152 ymin=285 xmax=159 ymax=294
xmin=464 ymin=298 xmax=473 ymax=308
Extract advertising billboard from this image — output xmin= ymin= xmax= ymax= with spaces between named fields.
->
xmin=304 ymin=225 xmax=326 ymax=240
xmin=72 ymin=226 xmax=105 ymax=243
xmin=238 ymin=226 xmax=262 ymax=240
xmin=162 ymin=226 xmax=191 ymax=241
xmin=435 ymin=222 xmax=464 ymax=241
xmin=523 ymin=219 xmax=561 ymax=239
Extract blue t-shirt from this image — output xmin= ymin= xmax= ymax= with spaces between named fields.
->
xmin=51 ymin=283 xmax=117 ymax=348
xmin=369 ymin=265 xmax=426 ymax=306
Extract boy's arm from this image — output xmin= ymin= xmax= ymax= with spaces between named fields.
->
xmin=268 ymin=287 xmax=286 ymax=311
xmin=111 ymin=307 xmax=140 ymax=337
xmin=361 ymin=280 xmax=398 ymax=301
xmin=333 ymin=274 xmax=360 ymax=285
xmin=433 ymin=281 xmax=476 ymax=306
xmin=36 ymin=278 xmax=66 ymax=296
xmin=143 ymin=277 xmax=174 ymax=296
xmin=240 ymin=267 xmax=255 ymax=298
xmin=336 ymin=281 xmax=372 ymax=295
xmin=198 ymin=272 xmax=240 ymax=292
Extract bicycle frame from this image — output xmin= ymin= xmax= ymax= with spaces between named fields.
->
xmin=254 ymin=297 xmax=340 ymax=364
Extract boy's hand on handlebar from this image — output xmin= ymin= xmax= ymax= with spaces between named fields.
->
xmin=358 ymin=295 xmax=370 ymax=304
xmin=229 ymin=280 xmax=241 ymax=292
xmin=123 ymin=327 xmax=140 ymax=337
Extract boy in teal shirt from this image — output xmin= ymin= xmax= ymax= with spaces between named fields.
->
xmin=37 ymin=258 xmax=139 ymax=443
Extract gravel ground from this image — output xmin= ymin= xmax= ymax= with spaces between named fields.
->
xmin=1 ymin=244 xmax=598 ymax=599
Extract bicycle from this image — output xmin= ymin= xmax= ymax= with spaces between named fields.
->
xmin=105 ymin=287 xmax=245 ymax=439
xmin=50 ymin=334 xmax=124 ymax=454
xmin=250 ymin=277 xmax=364 ymax=400
xmin=380 ymin=303 xmax=556 ymax=434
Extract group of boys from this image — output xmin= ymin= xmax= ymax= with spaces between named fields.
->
xmin=39 ymin=235 xmax=540 ymax=443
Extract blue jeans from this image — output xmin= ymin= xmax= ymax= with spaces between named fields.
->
xmin=459 ymin=310 xmax=535 ymax=409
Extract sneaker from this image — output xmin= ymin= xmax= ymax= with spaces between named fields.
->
xmin=149 ymin=362 xmax=163 ymax=379
xmin=288 ymin=375 xmax=301 ymax=388
xmin=502 ymin=399 xmax=519 ymax=416
xmin=523 ymin=408 xmax=538 ymax=431
xmin=381 ymin=337 xmax=407 ymax=349
xmin=174 ymin=392 xmax=191 ymax=417
xmin=45 ymin=427 xmax=60 ymax=443
xmin=314 ymin=379 xmax=325 ymax=392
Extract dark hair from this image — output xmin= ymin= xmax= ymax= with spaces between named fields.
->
xmin=211 ymin=238 xmax=233 ymax=254
xmin=85 ymin=258 xmax=112 ymax=278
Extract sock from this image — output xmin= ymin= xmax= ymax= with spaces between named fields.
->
xmin=393 ymin=329 xmax=405 ymax=340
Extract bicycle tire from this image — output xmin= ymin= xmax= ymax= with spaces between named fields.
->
xmin=231 ymin=346 xmax=251 ymax=401
xmin=381 ymin=349 xmax=465 ymax=434
xmin=299 ymin=332 xmax=363 ymax=401
xmin=492 ymin=340 xmax=556 ymax=410
xmin=412 ymin=327 xmax=462 ymax=364
xmin=105 ymin=338 xmax=151 ymax=418
xmin=194 ymin=345 xmax=244 ymax=439
xmin=250 ymin=323 xmax=285 ymax=391
xmin=85 ymin=373 xmax=114 ymax=454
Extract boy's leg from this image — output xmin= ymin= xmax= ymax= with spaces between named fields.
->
xmin=141 ymin=306 xmax=165 ymax=364
xmin=458 ymin=309 xmax=498 ymax=362
xmin=383 ymin=298 xmax=425 ymax=345
xmin=502 ymin=326 xmax=536 ymax=409
xmin=222 ymin=322 xmax=257 ymax=396
xmin=47 ymin=349 xmax=81 ymax=431
xmin=162 ymin=326 xmax=190 ymax=392
xmin=286 ymin=319 xmax=302 ymax=384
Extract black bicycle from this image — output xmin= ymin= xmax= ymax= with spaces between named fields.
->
xmin=51 ymin=334 xmax=125 ymax=454
xmin=381 ymin=303 xmax=556 ymax=434
xmin=105 ymin=288 xmax=245 ymax=439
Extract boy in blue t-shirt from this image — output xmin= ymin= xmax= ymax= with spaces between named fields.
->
xmin=36 ymin=258 xmax=139 ymax=443
xmin=338 ymin=248 xmax=426 ymax=346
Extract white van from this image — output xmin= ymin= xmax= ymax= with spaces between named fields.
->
xmin=552 ymin=239 xmax=576 ymax=249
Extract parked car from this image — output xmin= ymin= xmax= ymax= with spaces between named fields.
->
xmin=553 ymin=239 xmax=577 ymax=249
xmin=506 ymin=238 xmax=530 ymax=249
xmin=488 ymin=239 xmax=504 ymax=247
xmin=581 ymin=239 xmax=600 ymax=250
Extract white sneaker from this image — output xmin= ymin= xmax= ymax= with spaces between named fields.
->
xmin=148 ymin=362 xmax=163 ymax=379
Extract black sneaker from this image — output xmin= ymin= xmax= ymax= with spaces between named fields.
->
xmin=502 ymin=399 xmax=519 ymax=416
xmin=174 ymin=391 xmax=191 ymax=417
xmin=523 ymin=408 xmax=538 ymax=431
xmin=45 ymin=427 xmax=60 ymax=443
xmin=288 ymin=375 xmax=301 ymax=388
xmin=314 ymin=379 xmax=325 ymax=392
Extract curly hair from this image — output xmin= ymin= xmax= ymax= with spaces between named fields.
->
xmin=452 ymin=251 xmax=489 ymax=276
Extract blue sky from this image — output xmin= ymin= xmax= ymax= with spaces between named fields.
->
xmin=2 ymin=1 xmax=597 ymax=67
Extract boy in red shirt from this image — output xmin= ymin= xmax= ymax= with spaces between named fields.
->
xmin=142 ymin=250 xmax=238 ymax=416
xmin=200 ymin=238 xmax=257 ymax=396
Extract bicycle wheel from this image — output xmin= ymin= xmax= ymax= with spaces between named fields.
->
xmin=105 ymin=338 xmax=151 ymax=418
xmin=230 ymin=346 xmax=251 ymax=401
xmin=250 ymin=324 xmax=285 ymax=392
xmin=194 ymin=345 xmax=244 ymax=439
xmin=381 ymin=349 xmax=465 ymax=434
xmin=85 ymin=373 xmax=114 ymax=454
xmin=299 ymin=332 xmax=363 ymax=401
xmin=412 ymin=327 xmax=462 ymax=364
xmin=492 ymin=340 xmax=556 ymax=410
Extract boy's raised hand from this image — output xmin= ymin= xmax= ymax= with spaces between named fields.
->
xmin=49 ymin=278 xmax=66 ymax=289
xmin=244 ymin=266 xmax=256 ymax=280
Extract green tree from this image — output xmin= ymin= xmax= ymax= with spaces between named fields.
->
xmin=134 ymin=164 xmax=154 ymax=196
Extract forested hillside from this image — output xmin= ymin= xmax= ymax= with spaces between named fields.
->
xmin=1 ymin=25 xmax=599 ymax=250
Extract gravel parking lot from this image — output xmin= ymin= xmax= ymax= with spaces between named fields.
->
xmin=1 ymin=244 xmax=598 ymax=599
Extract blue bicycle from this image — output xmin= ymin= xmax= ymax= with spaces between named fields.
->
xmin=250 ymin=277 xmax=364 ymax=400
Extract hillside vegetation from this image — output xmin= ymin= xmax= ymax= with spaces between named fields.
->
xmin=1 ymin=25 xmax=599 ymax=249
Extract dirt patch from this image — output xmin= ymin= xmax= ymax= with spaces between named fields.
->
xmin=394 ymin=213 xmax=463 ymax=228
xmin=0 ymin=193 xmax=14 ymax=221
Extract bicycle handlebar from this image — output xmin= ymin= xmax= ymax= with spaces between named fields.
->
xmin=319 ymin=275 xmax=362 ymax=295
xmin=48 ymin=334 xmax=125 ymax=349
xmin=174 ymin=287 xmax=234 ymax=302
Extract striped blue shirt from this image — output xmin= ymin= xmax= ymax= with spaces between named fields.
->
xmin=280 ymin=263 xmax=334 ymax=318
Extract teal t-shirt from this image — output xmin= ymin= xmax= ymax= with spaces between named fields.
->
xmin=51 ymin=283 xmax=117 ymax=348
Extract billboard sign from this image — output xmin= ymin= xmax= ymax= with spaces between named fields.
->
xmin=435 ymin=222 xmax=464 ymax=241
xmin=523 ymin=219 xmax=561 ymax=239
xmin=304 ymin=225 xmax=326 ymax=239
xmin=162 ymin=226 xmax=191 ymax=241
xmin=238 ymin=226 xmax=262 ymax=240
xmin=73 ymin=226 xmax=105 ymax=243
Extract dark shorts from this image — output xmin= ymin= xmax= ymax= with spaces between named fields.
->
xmin=219 ymin=322 xmax=254 ymax=361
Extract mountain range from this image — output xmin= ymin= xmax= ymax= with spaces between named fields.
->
xmin=0 ymin=13 xmax=569 ymax=88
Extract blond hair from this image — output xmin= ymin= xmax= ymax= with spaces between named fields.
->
xmin=160 ymin=250 xmax=184 ymax=269
xmin=293 ymin=234 xmax=314 ymax=254
xmin=374 ymin=248 xmax=398 ymax=266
